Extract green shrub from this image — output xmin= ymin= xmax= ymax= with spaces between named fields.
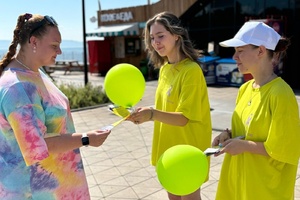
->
xmin=58 ymin=83 xmax=109 ymax=109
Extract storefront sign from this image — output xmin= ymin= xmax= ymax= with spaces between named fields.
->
xmin=101 ymin=12 xmax=133 ymax=22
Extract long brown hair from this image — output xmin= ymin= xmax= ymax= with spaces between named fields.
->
xmin=143 ymin=11 xmax=201 ymax=68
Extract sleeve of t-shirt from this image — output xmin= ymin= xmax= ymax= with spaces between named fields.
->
xmin=264 ymin=86 xmax=300 ymax=165
xmin=3 ymin=82 xmax=49 ymax=166
xmin=176 ymin=65 xmax=210 ymax=121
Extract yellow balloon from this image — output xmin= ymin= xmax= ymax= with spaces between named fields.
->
xmin=104 ymin=63 xmax=146 ymax=107
xmin=156 ymin=145 xmax=208 ymax=196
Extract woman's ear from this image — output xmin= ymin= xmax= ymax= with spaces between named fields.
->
xmin=29 ymin=35 xmax=38 ymax=45
xmin=28 ymin=36 xmax=38 ymax=53
xmin=258 ymin=45 xmax=267 ymax=56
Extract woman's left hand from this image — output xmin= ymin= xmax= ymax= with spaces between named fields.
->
xmin=217 ymin=139 xmax=246 ymax=156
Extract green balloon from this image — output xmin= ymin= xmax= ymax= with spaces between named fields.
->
xmin=156 ymin=145 xmax=208 ymax=196
xmin=104 ymin=63 xmax=146 ymax=108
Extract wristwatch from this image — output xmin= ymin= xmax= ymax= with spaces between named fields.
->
xmin=81 ymin=133 xmax=89 ymax=146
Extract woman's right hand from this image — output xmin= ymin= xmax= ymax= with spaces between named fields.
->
xmin=46 ymin=130 xmax=111 ymax=154
xmin=87 ymin=129 xmax=111 ymax=147
xmin=127 ymin=107 xmax=153 ymax=125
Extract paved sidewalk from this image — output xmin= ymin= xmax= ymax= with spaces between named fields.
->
xmin=52 ymin=71 xmax=300 ymax=200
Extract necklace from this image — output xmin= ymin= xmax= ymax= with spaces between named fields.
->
xmin=248 ymin=89 xmax=259 ymax=106
xmin=15 ymin=58 xmax=32 ymax=71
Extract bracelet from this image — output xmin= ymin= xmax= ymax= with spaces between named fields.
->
xmin=149 ymin=107 xmax=154 ymax=120
xmin=225 ymin=128 xmax=232 ymax=138
xmin=219 ymin=129 xmax=231 ymax=148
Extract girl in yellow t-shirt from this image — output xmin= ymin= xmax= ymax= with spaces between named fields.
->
xmin=213 ymin=21 xmax=300 ymax=200
xmin=128 ymin=12 xmax=212 ymax=200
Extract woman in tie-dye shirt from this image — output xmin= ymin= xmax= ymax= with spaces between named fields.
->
xmin=0 ymin=13 xmax=111 ymax=200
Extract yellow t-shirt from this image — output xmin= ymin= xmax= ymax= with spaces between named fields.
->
xmin=151 ymin=58 xmax=212 ymax=166
xmin=216 ymin=77 xmax=300 ymax=200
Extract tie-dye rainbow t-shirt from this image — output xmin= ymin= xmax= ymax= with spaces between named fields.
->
xmin=0 ymin=68 xmax=90 ymax=199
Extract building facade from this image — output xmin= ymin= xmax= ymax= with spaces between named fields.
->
xmin=86 ymin=0 xmax=197 ymax=75
xmin=87 ymin=0 xmax=300 ymax=89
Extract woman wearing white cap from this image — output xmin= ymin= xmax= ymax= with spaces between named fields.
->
xmin=212 ymin=21 xmax=300 ymax=199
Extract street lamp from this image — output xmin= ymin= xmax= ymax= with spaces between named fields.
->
xmin=82 ymin=0 xmax=88 ymax=85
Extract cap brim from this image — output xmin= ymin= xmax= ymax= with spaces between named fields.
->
xmin=219 ymin=38 xmax=248 ymax=48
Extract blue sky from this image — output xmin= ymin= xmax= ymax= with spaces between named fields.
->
xmin=0 ymin=0 xmax=158 ymax=42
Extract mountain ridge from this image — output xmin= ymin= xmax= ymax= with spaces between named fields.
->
xmin=0 ymin=40 xmax=83 ymax=49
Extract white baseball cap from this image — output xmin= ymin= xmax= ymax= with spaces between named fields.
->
xmin=219 ymin=21 xmax=281 ymax=50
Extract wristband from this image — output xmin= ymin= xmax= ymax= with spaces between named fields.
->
xmin=81 ymin=133 xmax=89 ymax=147
xmin=149 ymin=107 xmax=154 ymax=120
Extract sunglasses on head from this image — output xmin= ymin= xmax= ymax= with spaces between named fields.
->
xmin=29 ymin=15 xmax=58 ymax=42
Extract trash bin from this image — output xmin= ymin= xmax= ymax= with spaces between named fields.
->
xmin=198 ymin=56 xmax=220 ymax=85
xmin=215 ymin=58 xmax=244 ymax=87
